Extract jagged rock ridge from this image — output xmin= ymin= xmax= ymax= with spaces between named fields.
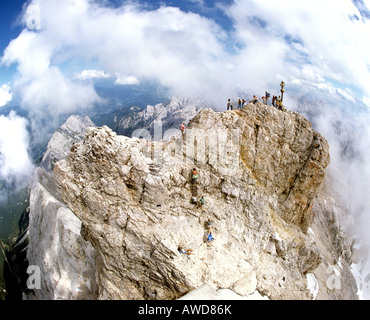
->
xmin=45 ymin=101 xmax=353 ymax=300
xmin=27 ymin=116 xmax=98 ymax=299
xmin=25 ymin=98 xmax=359 ymax=300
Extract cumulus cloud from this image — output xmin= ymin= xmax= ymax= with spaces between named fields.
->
xmin=75 ymin=70 xmax=139 ymax=85
xmin=0 ymin=83 xmax=12 ymax=107
xmin=0 ymin=111 xmax=34 ymax=186
xmin=1 ymin=0 xmax=234 ymax=109
xmin=114 ymin=75 xmax=139 ymax=85
xmin=3 ymin=0 xmax=369 ymax=110
xmin=310 ymin=99 xmax=370 ymax=244
xmin=1 ymin=30 xmax=102 ymax=116
xmin=75 ymin=69 xmax=111 ymax=80
xmin=224 ymin=0 xmax=370 ymax=102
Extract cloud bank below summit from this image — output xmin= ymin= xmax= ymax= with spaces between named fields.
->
xmin=0 ymin=111 xmax=34 ymax=190
xmin=0 ymin=83 xmax=12 ymax=107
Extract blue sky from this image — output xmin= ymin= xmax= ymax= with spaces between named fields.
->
xmin=0 ymin=0 xmax=25 ymax=83
xmin=0 ymin=1 xmax=25 ymax=51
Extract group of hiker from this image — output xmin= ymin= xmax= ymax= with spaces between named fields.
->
xmin=177 ymin=167 xmax=215 ymax=256
xmin=271 ymin=95 xmax=284 ymax=110
xmin=227 ymin=98 xmax=247 ymax=110
xmin=261 ymin=93 xmax=284 ymax=110
xmin=227 ymin=90 xmax=285 ymax=111
xmin=180 ymin=92 xmax=285 ymax=140
xmin=192 ymin=195 xmax=205 ymax=208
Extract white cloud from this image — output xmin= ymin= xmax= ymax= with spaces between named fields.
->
xmin=3 ymin=0 xmax=368 ymax=110
xmin=75 ymin=69 xmax=111 ymax=80
xmin=362 ymin=95 xmax=370 ymax=108
xmin=336 ymin=88 xmax=356 ymax=103
xmin=0 ymin=83 xmax=12 ymax=107
xmin=2 ymin=0 xmax=233 ymax=109
xmin=1 ymin=0 xmax=369 ymax=110
xmin=1 ymin=29 xmax=102 ymax=119
xmin=225 ymin=0 xmax=370 ymax=99
xmin=75 ymin=70 xmax=140 ymax=85
xmin=114 ymin=75 xmax=139 ymax=85
xmin=0 ymin=111 xmax=34 ymax=184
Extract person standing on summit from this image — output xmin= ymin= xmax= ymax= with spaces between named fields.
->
xmin=227 ymin=99 xmax=233 ymax=110
xmin=180 ymin=122 xmax=186 ymax=136
xmin=237 ymin=99 xmax=242 ymax=109
xmin=272 ymin=95 xmax=276 ymax=107
xmin=252 ymin=95 xmax=258 ymax=104
xmin=265 ymin=92 xmax=270 ymax=105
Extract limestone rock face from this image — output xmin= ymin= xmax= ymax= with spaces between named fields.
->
xmin=27 ymin=116 xmax=98 ymax=300
xmin=50 ymin=103 xmax=343 ymax=300
xmin=39 ymin=115 xmax=95 ymax=172
xmin=190 ymin=103 xmax=330 ymax=232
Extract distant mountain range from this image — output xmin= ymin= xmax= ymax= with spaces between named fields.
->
xmin=116 ymin=96 xmax=213 ymax=139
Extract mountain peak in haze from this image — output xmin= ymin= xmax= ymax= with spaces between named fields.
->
xmin=116 ymin=96 xmax=212 ymax=138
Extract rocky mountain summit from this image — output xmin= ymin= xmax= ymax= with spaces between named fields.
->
xmin=26 ymin=101 xmax=358 ymax=300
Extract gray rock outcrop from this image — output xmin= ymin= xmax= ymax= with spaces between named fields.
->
xmin=26 ymin=116 xmax=98 ymax=300
xmin=28 ymin=101 xmax=355 ymax=300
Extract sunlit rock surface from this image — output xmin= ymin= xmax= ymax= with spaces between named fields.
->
xmin=27 ymin=103 xmax=358 ymax=299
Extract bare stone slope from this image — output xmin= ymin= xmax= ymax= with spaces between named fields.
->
xmin=50 ymin=102 xmax=346 ymax=300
